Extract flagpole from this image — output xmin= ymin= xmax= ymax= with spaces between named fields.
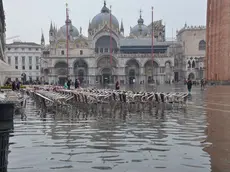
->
xmin=151 ymin=7 xmax=154 ymax=85
xmin=66 ymin=3 xmax=69 ymax=79
xmin=110 ymin=5 xmax=112 ymax=66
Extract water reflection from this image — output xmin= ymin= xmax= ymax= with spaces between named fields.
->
xmin=204 ymin=86 xmax=230 ymax=172
xmin=7 ymin=91 xmax=213 ymax=172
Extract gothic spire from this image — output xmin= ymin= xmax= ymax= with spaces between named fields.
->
xmin=49 ymin=21 xmax=53 ymax=32
xmin=88 ymin=20 xmax=92 ymax=31
xmin=120 ymin=20 xmax=124 ymax=33
xmin=41 ymin=29 xmax=45 ymax=46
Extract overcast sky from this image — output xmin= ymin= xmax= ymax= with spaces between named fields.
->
xmin=4 ymin=0 xmax=207 ymax=44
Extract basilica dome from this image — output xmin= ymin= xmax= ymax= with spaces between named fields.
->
xmin=91 ymin=1 xmax=119 ymax=31
xmin=130 ymin=15 xmax=150 ymax=37
xmin=57 ymin=19 xmax=79 ymax=38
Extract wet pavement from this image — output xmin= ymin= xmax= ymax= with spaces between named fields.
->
xmin=3 ymin=85 xmax=230 ymax=172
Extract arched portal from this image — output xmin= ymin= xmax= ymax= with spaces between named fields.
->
xmin=101 ymin=68 xmax=113 ymax=84
xmin=73 ymin=59 xmax=88 ymax=84
xmin=188 ymin=73 xmax=195 ymax=80
xmin=125 ymin=59 xmax=140 ymax=84
xmin=144 ymin=60 xmax=159 ymax=84
xmin=54 ymin=61 xmax=68 ymax=85
xmin=97 ymin=56 xmax=117 ymax=84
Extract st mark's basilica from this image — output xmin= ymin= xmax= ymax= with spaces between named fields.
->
xmin=40 ymin=1 xmax=176 ymax=85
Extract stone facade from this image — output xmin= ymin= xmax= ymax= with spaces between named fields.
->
xmin=5 ymin=42 xmax=42 ymax=83
xmin=41 ymin=2 xmax=175 ymax=85
xmin=206 ymin=0 xmax=230 ymax=82
xmin=176 ymin=24 xmax=206 ymax=80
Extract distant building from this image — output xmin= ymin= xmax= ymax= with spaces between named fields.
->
xmin=5 ymin=42 xmax=42 ymax=83
xmin=176 ymin=24 xmax=206 ymax=80
xmin=206 ymin=0 xmax=230 ymax=82
xmin=41 ymin=1 xmax=175 ymax=85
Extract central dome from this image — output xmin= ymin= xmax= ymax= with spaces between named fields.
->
xmin=91 ymin=1 xmax=119 ymax=31
xmin=131 ymin=14 xmax=150 ymax=37
xmin=57 ymin=19 xmax=79 ymax=38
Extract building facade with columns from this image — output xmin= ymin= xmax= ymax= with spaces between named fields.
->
xmin=176 ymin=24 xmax=206 ymax=81
xmin=41 ymin=2 xmax=176 ymax=85
xmin=5 ymin=42 xmax=42 ymax=83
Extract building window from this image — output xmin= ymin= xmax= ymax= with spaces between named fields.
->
xmin=15 ymin=48 xmax=18 ymax=50
xmin=8 ymin=48 xmax=11 ymax=51
xmin=15 ymin=66 xmax=18 ymax=69
xmin=80 ymin=50 xmax=83 ymax=55
xmin=22 ymin=56 xmax=25 ymax=64
xmin=21 ymin=48 xmax=24 ymax=51
xmin=61 ymin=50 xmax=65 ymax=55
xmin=100 ymin=48 xmax=103 ymax=53
xmin=8 ymin=56 xmax=11 ymax=65
xmin=199 ymin=40 xmax=206 ymax=50
xmin=36 ymin=77 xmax=39 ymax=81
xmin=105 ymin=48 xmax=108 ymax=53
xmin=29 ymin=48 xmax=31 ymax=51
xmin=36 ymin=48 xmax=39 ymax=51
xmin=95 ymin=48 xmax=99 ymax=53
xmin=36 ymin=66 xmax=39 ymax=70
xmin=29 ymin=56 xmax=32 ymax=64
xmin=36 ymin=56 xmax=39 ymax=64
xmin=22 ymin=66 xmax=25 ymax=70
xmin=15 ymin=56 xmax=18 ymax=64
xmin=29 ymin=66 xmax=32 ymax=70
xmin=192 ymin=61 xmax=196 ymax=68
xmin=188 ymin=61 xmax=191 ymax=68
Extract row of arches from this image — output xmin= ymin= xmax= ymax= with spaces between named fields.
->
xmin=52 ymin=57 xmax=173 ymax=85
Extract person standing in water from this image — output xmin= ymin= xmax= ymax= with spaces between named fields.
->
xmin=187 ymin=79 xmax=193 ymax=94
xmin=201 ymin=78 xmax=205 ymax=90
xmin=64 ymin=81 xmax=68 ymax=89
xmin=115 ymin=80 xmax=120 ymax=90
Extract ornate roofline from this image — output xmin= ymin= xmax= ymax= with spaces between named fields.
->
xmin=177 ymin=24 xmax=206 ymax=36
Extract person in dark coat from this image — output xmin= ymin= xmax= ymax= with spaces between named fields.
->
xmin=12 ymin=81 xmax=16 ymax=91
xmin=115 ymin=80 xmax=120 ymax=90
xmin=16 ymin=81 xmax=20 ymax=91
xmin=187 ymin=79 xmax=193 ymax=94
xmin=67 ymin=80 xmax=71 ymax=90
xmin=201 ymin=78 xmax=204 ymax=90
xmin=75 ymin=79 xmax=80 ymax=89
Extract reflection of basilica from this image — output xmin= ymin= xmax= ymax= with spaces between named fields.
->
xmin=41 ymin=1 xmax=175 ymax=85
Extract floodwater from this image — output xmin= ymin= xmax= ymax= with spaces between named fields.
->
xmin=2 ymin=85 xmax=230 ymax=172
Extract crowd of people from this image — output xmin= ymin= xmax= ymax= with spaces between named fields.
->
xmin=64 ymin=79 xmax=81 ymax=90
xmin=186 ymin=78 xmax=206 ymax=94
xmin=4 ymin=80 xmax=21 ymax=91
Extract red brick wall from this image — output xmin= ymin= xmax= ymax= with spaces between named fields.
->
xmin=206 ymin=0 xmax=230 ymax=81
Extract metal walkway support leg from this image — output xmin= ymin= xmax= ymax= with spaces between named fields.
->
xmin=0 ymin=122 xmax=14 ymax=171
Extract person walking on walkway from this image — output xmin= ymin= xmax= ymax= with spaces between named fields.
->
xmin=187 ymin=79 xmax=193 ymax=94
